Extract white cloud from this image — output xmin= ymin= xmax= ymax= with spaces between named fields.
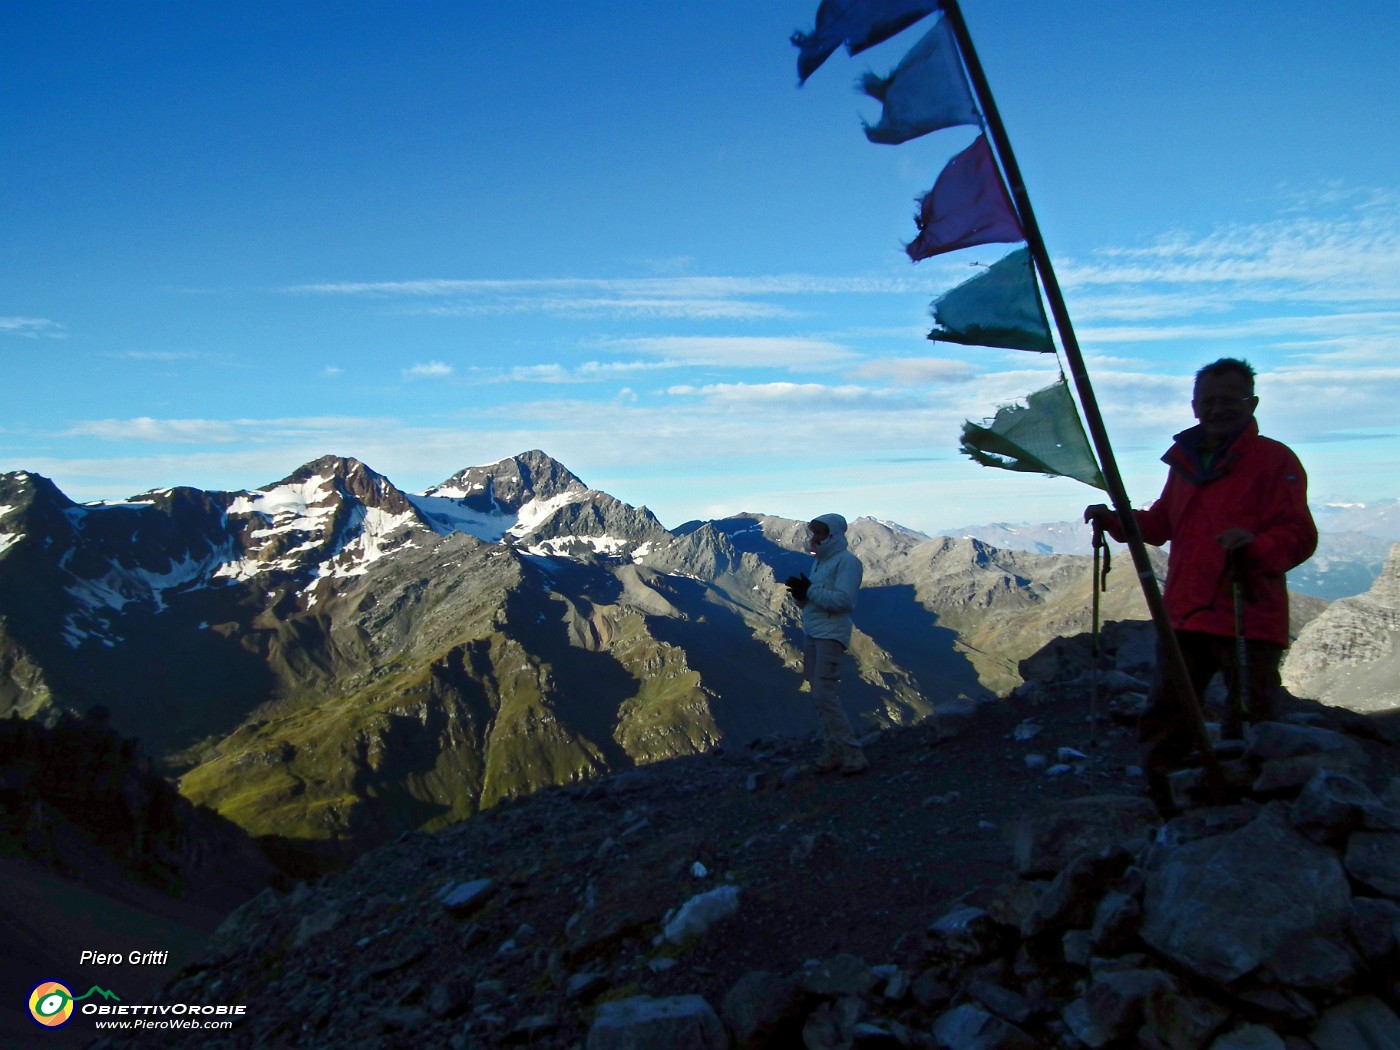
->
xmin=281 ymin=273 xmax=958 ymax=323
xmin=662 ymin=381 xmax=914 ymax=410
xmin=110 ymin=350 xmax=210 ymax=361
xmin=61 ymin=415 xmax=398 ymax=445
xmin=1063 ymin=190 xmax=1400 ymax=307
xmin=1 ymin=316 xmax=66 ymax=339
xmin=848 ymin=357 xmax=979 ymax=385
xmin=65 ymin=418 xmax=245 ymax=444
xmin=620 ymin=336 xmax=859 ymax=370
xmin=404 ymin=361 xmax=454 ymax=379
xmin=483 ymin=360 xmax=672 ymax=384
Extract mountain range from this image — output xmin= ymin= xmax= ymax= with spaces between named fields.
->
xmin=941 ymin=498 xmax=1400 ymax=602
xmin=1 ymin=450 xmax=1161 ymax=856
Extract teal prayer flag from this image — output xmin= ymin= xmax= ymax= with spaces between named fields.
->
xmin=928 ymin=246 xmax=1053 ymax=352
xmin=960 ymin=378 xmax=1106 ymax=489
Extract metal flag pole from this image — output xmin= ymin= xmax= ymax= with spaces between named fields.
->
xmin=939 ymin=0 xmax=1225 ymax=799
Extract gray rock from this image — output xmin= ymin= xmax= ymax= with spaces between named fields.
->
xmin=1258 ymin=933 xmax=1357 ymax=990
xmin=1344 ymin=831 xmax=1400 ymax=898
xmin=1307 ymin=994 xmax=1400 ymax=1050
xmin=1346 ymin=897 xmax=1400 ymax=962
xmin=438 ymin=878 xmax=496 ymax=916
xmin=1062 ymin=929 xmax=1093 ymax=967
xmin=1154 ymin=803 xmax=1260 ymax=848
xmin=565 ymin=971 xmax=610 ymax=1002
xmin=292 ymin=906 xmax=343 ymax=949
xmin=1061 ymin=968 xmax=1177 ymax=1049
xmin=1208 ymin=1024 xmax=1286 ymax=1050
xmin=1141 ymin=806 xmax=1352 ymax=983
xmin=375 ymin=1005 xmax=431 ymax=1032
xmin=427 ymin=977 xmax=474 ymax=1019
xmin=802 ymin=998 xmax=862 ymax=1050
xmin=926 ymin=907 xmax=1006 ymax=966
xmin=1230 ymin=985 xmax=1318 ymax=1024
xmin=1139 ymin=992 xmax=1231 ymax=1050
xmin=663 ymin=884 xmax=740 ymax=945
xmin=851 ymin=1021 xmax=908 ymax=1048
xmin=586 ymin=994 xmax=726 ymax=1050
xmin=936 ymin=697 xmax=980 ymax=739
xmin=721 ymin=970 xmax=802 ymax=1049
xmin=1289 ymin=769 xmax=1382 ymax=841
xmin=1011 ymin=795 xmax=1159 ymax=878
xmin=911 ymin=968 xmax=954 ymax=1011
xmin=1255 ymin=755 xmax=1368 ymax=794
xmin=1246 ymin=722 xmax=1369 ymax=769
xmin=798 ymin=953 xmax=877 ymax=998
xmin=1383 ymin=777 xmax=1400 ymax=809
xmin=1020 ymin=845 xmax=1130 ymax=937
xmin=931 ymin=1002 xmax=1038 ymax=1049
xmin=1090 ymin=888 xmax=1143 ymax=953
xmin=964 ymin=976 xmax=1035 ymax=1026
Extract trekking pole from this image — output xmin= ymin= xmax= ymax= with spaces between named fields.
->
xmin=1088 ymin=523 xmax=1110 ymax=785
xmin=1229 ymin=548 xmax=1250 ymax=729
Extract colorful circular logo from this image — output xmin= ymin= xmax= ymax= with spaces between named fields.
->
xmin=29 ymin=981 xmax=74 ymax=1027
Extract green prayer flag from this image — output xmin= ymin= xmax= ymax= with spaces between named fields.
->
xmin=960 ymin=378 xmax=1106 ymax=489
xmin=928 ymin=246 xmax=1053 ymax=352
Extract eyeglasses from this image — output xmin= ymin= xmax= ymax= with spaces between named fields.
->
xmin=1193 ymin=396 xmax=1255 ymax=410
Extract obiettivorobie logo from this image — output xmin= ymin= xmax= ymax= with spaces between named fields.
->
xmin=28 ymin=981 xmax=120 ymax=1027
xmin=27 ymin=978 xmax=248 ymax=1033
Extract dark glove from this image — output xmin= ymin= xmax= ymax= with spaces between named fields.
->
xmin=784 ymin=574 xmax=810 ymax=601
xmin=1083 ymin=503 xmax=1113 ymax=527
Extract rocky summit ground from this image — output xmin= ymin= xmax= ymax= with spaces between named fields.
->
xmin=86 ymin=668 xmax=1400 ymax=1050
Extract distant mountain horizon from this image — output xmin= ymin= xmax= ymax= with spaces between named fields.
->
xmin=0 ymin=449 xmax=1155 ymax=852
xmin=940 ymin=502 xmax=1400 ymax=602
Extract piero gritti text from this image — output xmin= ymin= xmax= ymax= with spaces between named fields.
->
xmin=80 ymin=949 xmax=171 ymax=966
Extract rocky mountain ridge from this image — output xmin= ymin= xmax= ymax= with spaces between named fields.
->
xmin=1284 ymin=542 xmax=1400 ymax=714
xmin=86 ymin=628 xmax=1400 ymax=1050
xmin=0 ymin=451 xmax=1152 ymax=856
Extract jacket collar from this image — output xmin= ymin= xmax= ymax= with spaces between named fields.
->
xmin=1162 ymin=418 xmax=1259 ymax=485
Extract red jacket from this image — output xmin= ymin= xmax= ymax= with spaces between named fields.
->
xmin=1104 ymin=419 xmax=1316 ymax=647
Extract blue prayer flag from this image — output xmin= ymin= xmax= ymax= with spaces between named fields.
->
xmin=793 ymin=0 xmax=940 ymax=84
xmin=862 ymin=16 xmax=979 ymax=145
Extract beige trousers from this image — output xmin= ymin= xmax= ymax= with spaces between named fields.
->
xmin=803 ymin=638 xmax=860 ymax=752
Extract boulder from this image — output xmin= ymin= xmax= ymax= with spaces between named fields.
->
xmin=1344 ymin=831 xmax=1400 ymax=898
xmin=721 ymin=970 xmax=803 ymax=1049
xmin=1141 ymin=806 xmax=1352 ymax=983
xmin=586 ymin=994 xmax=726 ymax=1050
xmin=931 ymin=1002 xmax=1038 ymax=1049
xmin=1307 ymin=994 xmax=1400 ymax=1050
xmin=1011 ymin=795 xmax=1159 ymax=878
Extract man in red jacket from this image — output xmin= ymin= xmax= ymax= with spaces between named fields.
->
xmin=1084 ymin=358 xmax=1317 ymax=812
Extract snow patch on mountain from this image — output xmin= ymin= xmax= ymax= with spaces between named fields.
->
xmin=314 ymin=505 xmax=421 ymax=580
xmin=230 ymin=474 xmax=336 ymax=532
xmin=408 ymin=490 xmax=587 ymax=543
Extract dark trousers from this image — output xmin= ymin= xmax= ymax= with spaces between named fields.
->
xmin=1139 ymin=630 xmax=1283 ymax=810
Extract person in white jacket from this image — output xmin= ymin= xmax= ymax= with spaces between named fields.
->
xmin=785 ymin=513 xmax=868 ymax=774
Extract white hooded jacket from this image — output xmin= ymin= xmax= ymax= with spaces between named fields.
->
xmin=801 ymin=513 xmax=863 ymax=648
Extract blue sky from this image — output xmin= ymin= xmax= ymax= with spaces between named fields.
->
xmin=4 ymin=1 xmax=1399 ymax=535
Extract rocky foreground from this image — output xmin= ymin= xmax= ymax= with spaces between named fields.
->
xmin=90 ymin=641 xmax=1400 ymax=1050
